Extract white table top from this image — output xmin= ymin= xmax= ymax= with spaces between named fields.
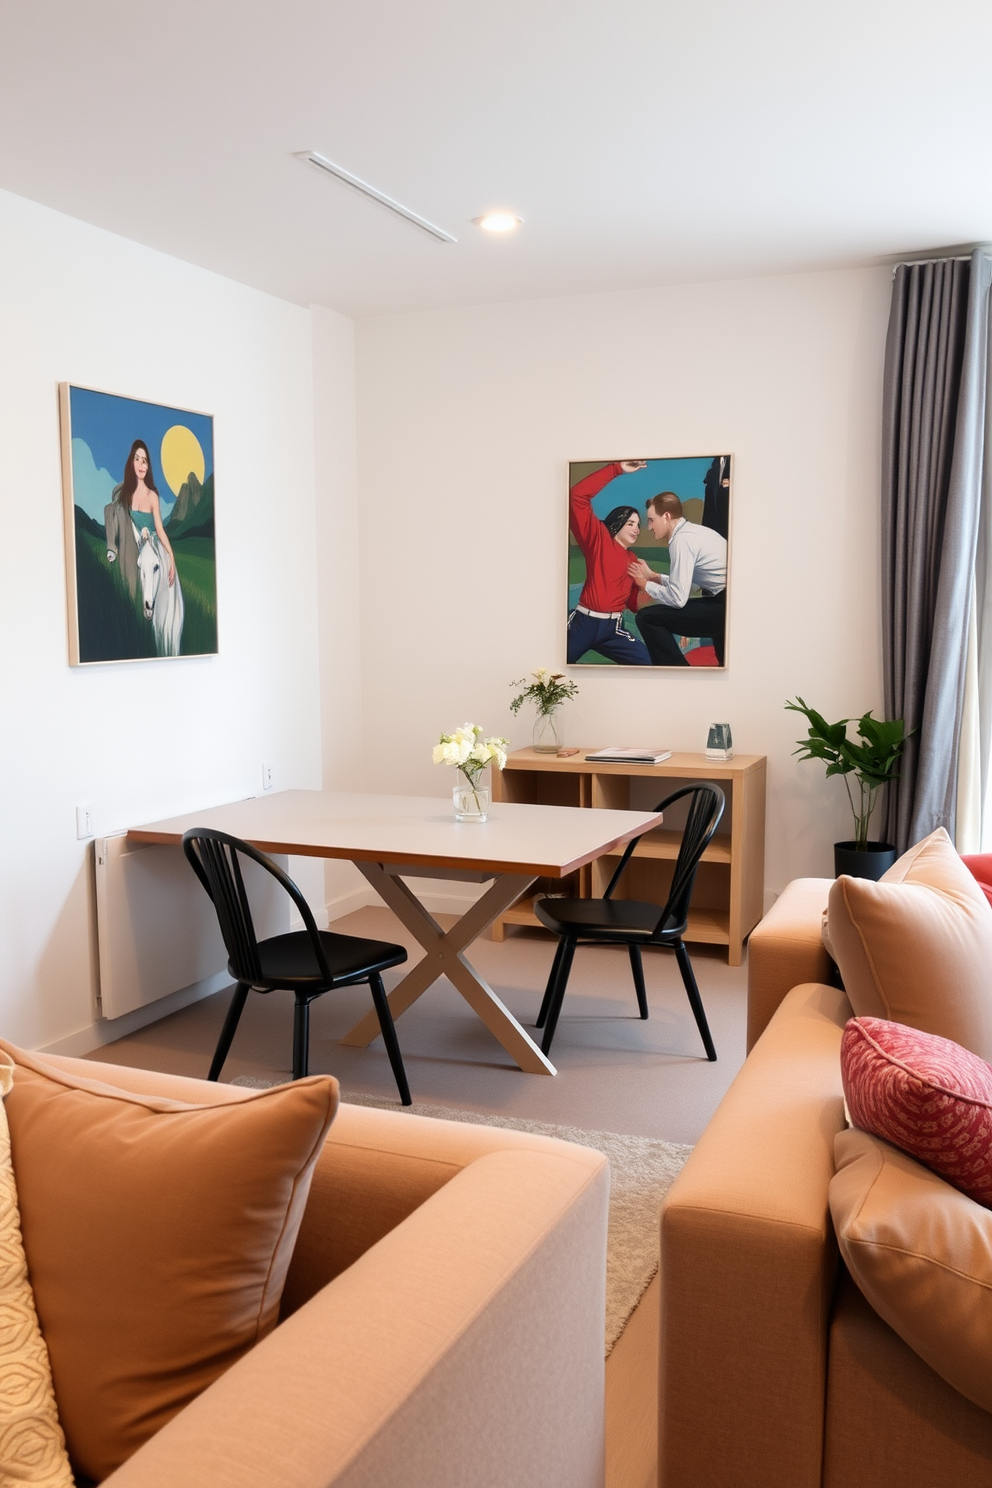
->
xmin=128 ymin=788 xmax=664 ymax=879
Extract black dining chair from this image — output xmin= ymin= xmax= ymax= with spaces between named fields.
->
xmin=182 ymin=827 xmax=412 ymax=1103
xmin=532 ymin=784 xmax=726 ymax=1058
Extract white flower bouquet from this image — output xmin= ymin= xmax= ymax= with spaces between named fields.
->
xmin=433 ymin=723 xmax=508 ymax=820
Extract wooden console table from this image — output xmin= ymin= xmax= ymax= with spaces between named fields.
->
xmin=490 ymin=749 xmax=766 ymax=965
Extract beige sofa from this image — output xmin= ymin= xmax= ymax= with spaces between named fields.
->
xmin=658 ymin=878 xmax=992 ymax=1488
xmin=26 ymin=1053 xmax=609 ymax=1488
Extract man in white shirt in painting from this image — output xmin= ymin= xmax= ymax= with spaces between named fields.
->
xmin=627 ymin=491 xmax=728 ymax=666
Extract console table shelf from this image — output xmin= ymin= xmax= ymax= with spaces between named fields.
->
xmin=491 ymin=748 xmax=766 ymax=966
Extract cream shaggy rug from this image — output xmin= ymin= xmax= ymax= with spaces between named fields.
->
xmin=231 ymin=1077 xmax=691 ymax=1353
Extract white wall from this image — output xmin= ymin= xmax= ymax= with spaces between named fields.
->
xmin=0 ymin=188 xmax=323 ymax=1051
xmin=311 ymin=304 xmax=370 ymax=916
xmin=352 ymin=267 xmax=893 ymax=898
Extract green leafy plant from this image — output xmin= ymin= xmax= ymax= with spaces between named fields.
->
xmin=509 ymin=668 xmax=579 ymax=717
xmin=785 ymin=697 xmax=908 ymax=851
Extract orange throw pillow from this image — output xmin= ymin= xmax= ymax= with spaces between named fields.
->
xmin=1 ymin=1043 xmax=337 ymax=1484
xmin=827 ymin=828 xmax=992 ymax=1061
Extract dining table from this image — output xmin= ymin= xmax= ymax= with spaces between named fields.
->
xmin=128 ymin=787 xmax=665 ymax=1076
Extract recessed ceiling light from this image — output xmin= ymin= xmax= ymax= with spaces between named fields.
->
xmin=473 ymin=212 xmax=523 ymax=234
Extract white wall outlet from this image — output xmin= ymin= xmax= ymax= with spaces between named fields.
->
xmin=75 ymin=804 xmax=94 ymax=839
xmin=261 ymin=762 xmax=274 ymax=791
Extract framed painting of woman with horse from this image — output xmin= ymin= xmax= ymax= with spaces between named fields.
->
xmin=59 ymin=384 xmax=217 ymax=665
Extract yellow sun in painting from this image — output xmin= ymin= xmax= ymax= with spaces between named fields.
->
xmin=160 ymin=425 xmax=205 ymax=496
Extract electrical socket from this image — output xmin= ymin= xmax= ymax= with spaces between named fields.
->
xmin=261 ymin=762 xmax=274 ymax=791
xmin=75 ymin=804 xmax=94 ymax=839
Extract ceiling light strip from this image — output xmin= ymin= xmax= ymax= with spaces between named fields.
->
xmin=300 ymin=152 xmax=456 ymax=244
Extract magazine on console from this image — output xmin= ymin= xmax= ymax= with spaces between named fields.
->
xmin=584 ymin=747 xmax=673 ymax=764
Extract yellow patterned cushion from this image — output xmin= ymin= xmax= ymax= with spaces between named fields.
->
xmin=0 ymin=1050 xmax=73 ymax=1487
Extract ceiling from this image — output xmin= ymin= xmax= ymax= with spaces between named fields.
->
xmin=1 ymin=0 xmax=990 ymax=318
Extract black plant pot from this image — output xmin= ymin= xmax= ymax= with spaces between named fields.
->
xmin=834 ymin=841 xmax=898 ymax=881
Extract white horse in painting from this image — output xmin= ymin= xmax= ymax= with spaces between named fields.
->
xmin=136 ymin=528 xmax=184 ymax=657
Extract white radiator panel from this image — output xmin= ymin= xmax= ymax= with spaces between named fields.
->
xmin=95 ymin=835 xmax=290 ymax=1020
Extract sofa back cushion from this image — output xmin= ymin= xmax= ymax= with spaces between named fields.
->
xmin=830 ymin=1125 xmax=992 ymax=1415
xmin=827 ymin=828 xmax=992 ymax=1060
xmin=1 ymin=1042 xmax=337 ymax=1484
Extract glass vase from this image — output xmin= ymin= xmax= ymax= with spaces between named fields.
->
xmin=532 ymin=710 xmax=563 ymax=754
xmin=453 ymin=777 xmax=490 ymax=822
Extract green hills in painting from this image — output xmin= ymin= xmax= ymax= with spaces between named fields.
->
xmin=167 ymin=472 xmax=214 ymax=541
xmin=72 ymin=488 xmax=217 ymax=663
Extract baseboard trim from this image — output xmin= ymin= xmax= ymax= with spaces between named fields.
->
xmin=415 ymin=888 xmax=488 ymax=916
xmin=326 ymin=881 xmax=485 ymax=922
xmin=326 ymin=884 xmax=379 ymax=921
xmin=41 ymin=879 xmax=489 ymax=1059
xmin=38 ymin=972 xmax=232 ymax=1058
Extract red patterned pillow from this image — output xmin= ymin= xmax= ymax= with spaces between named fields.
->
xmin=840 ymin=1017 xmax=992 ymax=1207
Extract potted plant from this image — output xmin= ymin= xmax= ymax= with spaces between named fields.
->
xmin=509 ymin=668 xmax=580 ymax=754
xmin=785 ymin=696 xmax=908 ymax=880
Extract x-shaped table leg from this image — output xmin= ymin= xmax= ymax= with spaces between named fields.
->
xmin=338 ymin=863 xmax=556 ymax=1075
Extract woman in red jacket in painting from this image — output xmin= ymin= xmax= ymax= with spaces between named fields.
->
xmin=567 ymin=460 xmax=652 ymax=665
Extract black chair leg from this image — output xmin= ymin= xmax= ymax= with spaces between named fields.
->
xmin=536 ymin=937 xmax=569 ymax=1028
xmin=208 ymin=982 xmax=250 ymax=1081
xmin=293 ymin=994 xmax=311 ymax=1080
xmin=541 ymin=938 xmax=577 ymax=1056
xmin=674 ymin=940 xmax=717 ymax=1061
xmin=368 ymin=972 xmax=412 ymax=1106
xmin=628 ymin=944 xmax=649 ymax=1019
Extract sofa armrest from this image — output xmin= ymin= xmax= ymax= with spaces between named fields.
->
xmin=659 ymin=981 xmax=850 ymax=1488
xmin=283 ymin=1101 xmax=607 ymax=1310
xmin=747 ymin=878 xmax=834 ymax=1050
xmin=104 ymin=1145 xmax=609 ymax=1488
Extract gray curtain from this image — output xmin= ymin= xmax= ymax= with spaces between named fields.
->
xmin=882 ymin=249 xmax=992 ymax=851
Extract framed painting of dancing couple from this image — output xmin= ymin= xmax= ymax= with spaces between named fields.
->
xmin=567 ymin=455 xmax=731 ymax=669
xmin=59 ymin=384 xmax=217 ymax=665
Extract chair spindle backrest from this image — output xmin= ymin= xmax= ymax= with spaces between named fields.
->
xmin=602 ymin=784 xmax=725 ymax=936
xmin=657 ymin=785 xmax=725 ymax=936
xmin=182 ymin=828 xmax=332 ymax=984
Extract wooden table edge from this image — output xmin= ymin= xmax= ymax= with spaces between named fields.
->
xmin=126 ymin=815 xmax=664 ymax=880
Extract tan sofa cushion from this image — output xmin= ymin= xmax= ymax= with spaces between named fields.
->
xmin=830 ymin=1125 xmax=992 ymax=1415
xmin=827 ymin=828 xmax=992 ymax=1060
xmin=1 ymin=1042 xmax=337 ymax=1484
xmin=824 ymin=1271 xmax=992 ymax=1488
